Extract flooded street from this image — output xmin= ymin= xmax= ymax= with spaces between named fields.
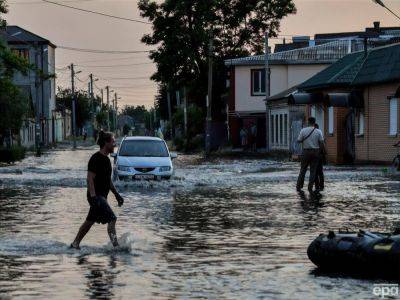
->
xmin=1 ymin=147 xmax=400 ymax=299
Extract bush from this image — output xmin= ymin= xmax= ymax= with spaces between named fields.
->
xmin=173 ymin=134 xmax=204 ymax=152
xmin=173 ymin=136 xmax=185 ymax=151
xmin=0 ymin=145 xmax=26 ymax=163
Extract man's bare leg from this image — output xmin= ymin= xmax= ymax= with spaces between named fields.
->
xmin=71 ymin=220 xmax=94 ymax=249
xmin=107 ymin=220 xmax=119 ymax=247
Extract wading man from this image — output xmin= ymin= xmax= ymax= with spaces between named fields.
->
xmin=71 ymin=131 xmax=124 ymax=249
xmin=296 ymin=117 xmax=325 ymax=194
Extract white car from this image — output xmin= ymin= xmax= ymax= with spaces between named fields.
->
xmin=111 ymin=136 xmax=177 ymax=181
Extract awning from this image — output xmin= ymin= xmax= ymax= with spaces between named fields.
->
xmin=326 ymin=91 xmax=364 ymax=108
xmin=288 ymin=92 xmax=322 ymax=105
xmin=326 ymin=93 xmax=351 ymax=107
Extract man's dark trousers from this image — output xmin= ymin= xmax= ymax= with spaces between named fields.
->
xmin=296 ymin=149 xmax=320 ymax=191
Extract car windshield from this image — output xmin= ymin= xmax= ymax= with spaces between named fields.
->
xmin=119 ymin=140 xmax=169 ymax=157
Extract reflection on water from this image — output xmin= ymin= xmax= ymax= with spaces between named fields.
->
xmin=0 ymin=148 xmax=399 ymax=298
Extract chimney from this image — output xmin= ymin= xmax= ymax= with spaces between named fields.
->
xmin=373 ymin=21 xmax=380 ymax=31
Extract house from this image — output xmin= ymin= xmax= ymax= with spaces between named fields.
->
xmin=3 ymin=25 xmax=57 ymax=147
xmin=274 ymin=21 xmax=400 ymax=53
xmin=294 ymin=43 xmax=400 ymax=164
xmin=225 ymin=39 xmax=366 ymax=149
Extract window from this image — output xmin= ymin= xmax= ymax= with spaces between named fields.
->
xmin=328 ymin=106 xmax=334 ymax=135
xmin=251 ymin=69 xmax=270 ymax=96
xmin=284 ymin=114 xmax=288 ymax=146
xmin=310 ymin=105 xmax=316 ymax=118
xmin=12 ymin=48 xmax=29 ymax=61
xmin=389 ymin=98 xmax=398 ymax=135
xmin=310 ymin=105 xmax=324 ymax=136
xmin=270 ymin=110 xmax=289 ymax=149
xmin=270 ymin=114 xmax=274 ymax=145
xmin=358 ymin=111 xmax=364 ymax=135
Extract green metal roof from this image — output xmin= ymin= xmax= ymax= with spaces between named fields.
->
xmin=352 ymin=43 xmax=400 ymax=85
xmin=298 ymin=51 xmax=364 ymax=90
xmin=299 ymin=43 xmax=400 ymax=90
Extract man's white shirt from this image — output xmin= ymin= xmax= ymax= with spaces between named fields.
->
xmin=297 ymin=126 xmax=324 ymax=149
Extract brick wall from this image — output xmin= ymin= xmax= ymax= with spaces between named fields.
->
xmin=355 ymin=83 xmax=400 ymax=163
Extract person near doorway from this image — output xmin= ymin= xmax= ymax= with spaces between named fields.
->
xmin=314 ymin=123 xmax=326 ymax=191
xmin=250 ymin=123 xmax=257 ymax=152
xmin=296 ymin=117 xmax=325 ymax=194
xmin=70 ymin=131 xmax=124 ymax=250
xmin=240 ymin=127 xmax=248 ymax=149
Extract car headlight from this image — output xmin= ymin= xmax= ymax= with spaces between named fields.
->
xmin=118 ymin=165 xmax=130 ymax=172
xmin=159 ymin=166 xmax=171 ymax=172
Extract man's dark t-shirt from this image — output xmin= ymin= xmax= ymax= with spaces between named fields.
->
xmin=87 ymin=151 xmax=112 ymax=198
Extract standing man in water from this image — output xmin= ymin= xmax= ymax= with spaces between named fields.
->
xmin=296 ymin=117 xmax=325 ymax=194
xmin=71 ymin=131 xmax=124 ymax=249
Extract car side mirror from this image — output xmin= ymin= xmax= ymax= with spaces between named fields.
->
xmin=170 ymin=152 xmax=178 ymax=159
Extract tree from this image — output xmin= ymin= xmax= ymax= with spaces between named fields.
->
xmin=138 ymin=0 xmax=296 ymax=117
xmin=120 ymin=105 xmax=148 ymax=123
xmin=0 ymin=78 xmax=29 ymax=145
xmin=56 ymin=88 xmax=92 ymax=129
xmin=0 ymin=1 xmax=32 ymax=146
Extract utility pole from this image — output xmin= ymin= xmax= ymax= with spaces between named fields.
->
xmin=100 ymin=89 xmax=104 ymax=107
xmin=183 ymin=86 xmax=188 ymax=137
xmin=167 ymin=89 xmax=173 ymax=139
xmin=89 ymin=74 xmax=95 ymax=136
xmin=114 ymin=92 xmax=117 ymax=133
xmin=264 ymin=32 xmax=270 ymax=152
xmin=34 ymin=42 xmax=41 ymax=156
xmin=70 ymin=63 xmax=77 ymax=149
xmin=205 ymin=35 xmax=213 ymax=156
xmin=106 ymin=86 xmax=110 ymax=130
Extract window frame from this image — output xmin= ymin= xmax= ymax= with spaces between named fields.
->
xmin=328 ymin=106 xmax=334 ymax=136
xmin=270 ymin=109 xmax=289 ymax=149
xmin=250 ymin=68 xmax=270 ymax=96
xmin=389 ymin=97 xmax=398 ymax=136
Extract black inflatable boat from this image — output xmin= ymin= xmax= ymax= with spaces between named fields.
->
xmin=308 ymin=230 xmax=400 ymax=277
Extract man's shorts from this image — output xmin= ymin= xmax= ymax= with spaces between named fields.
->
xmin=86 ymin=196 xmax=117 ymax=224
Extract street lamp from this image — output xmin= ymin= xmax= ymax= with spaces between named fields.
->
xmin=372 ymin=0 xmax=400 ymax=21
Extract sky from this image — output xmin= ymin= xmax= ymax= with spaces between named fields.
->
xmin=5 ymin=0 xmax=400 ymax=109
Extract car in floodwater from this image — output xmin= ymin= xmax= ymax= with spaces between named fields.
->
xmin=111 ymin=136 xmax=177 ymax=181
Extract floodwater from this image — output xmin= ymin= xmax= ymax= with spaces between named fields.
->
xmin=0 ymin=147 xmax=399 ymax=299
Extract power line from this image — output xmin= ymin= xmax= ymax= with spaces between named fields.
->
xmin=41 ymin=0 xmax=152 ymax=24
xmin=74 ymin=74 xmax=88 ymax=83
xmin=107 ymin=85 xmax=156 ymax=89
xmin=65 ymin=54 xmax=151 ymax=64
xmin=10 ymin=0 xmax=96 ymax=4
xmin=57 ymin=46 xmax=152 ymax=54
xmin=97 ymin=75 xmax=152 ymax=80
xmin=76 ymin=62 xmax=153 ymax=68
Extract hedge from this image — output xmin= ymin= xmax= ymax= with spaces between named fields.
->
xmin=0 ymin=145 xmax=26 ymax=163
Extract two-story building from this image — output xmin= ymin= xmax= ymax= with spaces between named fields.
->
xmin=224 ymin=39 xmax=364 ymax=150
xmin=3 ymin=25 xmax=57 ymax=147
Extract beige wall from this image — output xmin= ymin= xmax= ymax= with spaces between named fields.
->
xmin=356 ymin=82 xmax=400 ymax=163
xmin=234 ymin=64 xmax=329 ymax=114
xmin=287 ymin=65 xmax=329 ymax=87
